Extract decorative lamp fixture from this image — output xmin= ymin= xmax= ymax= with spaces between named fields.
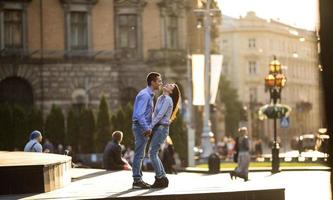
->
xmin=275 ymin=74 xmax=286 ymax=88
xmin=265 ymin=74 xmax=275 ymax=88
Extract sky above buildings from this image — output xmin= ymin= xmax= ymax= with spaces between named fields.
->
xmin=216 ymin=0 xmax=318 ymax=30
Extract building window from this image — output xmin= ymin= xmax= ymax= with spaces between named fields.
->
xmin=61 ymin=0 xmax=96 ymax=55
xmin=248 ymin=38 xmax=256 ymax=48
xmin=114 ymin=0 xmax=145 ymax=60
xmin=117 ymin=14 xmax=138 ymax=57
xmin=119 ymin=15 xmax=136 ymax=48
xmin=248 ymin=61 xmax=257 ymax=75
xmin=167 ymin=15 xmax=178 ymax=49
xmin=70 ymin=12 xmax=88 ymax=50
xmin=3 ymin=10 xmax=23 ymax=49
xmin=249 ymin=87 xmax=257 ymax=103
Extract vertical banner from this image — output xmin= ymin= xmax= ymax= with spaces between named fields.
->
xmin=210 ymin=54 xmax=223 ymax=104
xmin=192 ymin=54 xmax=205 ymax=105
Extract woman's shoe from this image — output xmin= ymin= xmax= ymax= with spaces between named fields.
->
xmin=229 ymin=171 xmax=235 ymax=180
xmin=238 ymin=174 xmax=249 ymax=182
xmin=151 ymin=176 xmax=169 ymax=188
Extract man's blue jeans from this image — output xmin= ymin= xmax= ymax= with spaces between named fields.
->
xmin=149 ymin=125 xmax=169 ymax=178
xmin=132 ymin=122 xmax=149 ymax=182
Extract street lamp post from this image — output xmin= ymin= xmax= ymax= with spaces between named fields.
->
xmin=195 ymin=0 xmax=220 ymax=158
xmin=265 ymin=56 xmax=287 ymax=173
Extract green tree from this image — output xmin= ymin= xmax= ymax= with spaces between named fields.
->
xmin=169 ymin=113 xmax=188 ymax=165
xmin=122 ymin=103 xmax=134 ymax=148
xmin=0 ymin=104 xmax=11 ymax=150
xmin=218 ymin=75 xmax=243 ymax=137
xmin=96 ymin=95 xmax=112 ymax=152
xmin=79 ymin=108 xmax=96 ymax=153
xmin=210 ymin=0 xmax=222 ymax=53
xmin=45 ymin=104 xmax=65 ymax=145
xmin=26 ymin=107 xmax=43 ymax=134
xmin=11 ymin=105 xmax=28 ymax=150
xmin=111 ymin=103 xmax=134 ymax=148
xmin=66 ymin=107 xmax=80 ymax=151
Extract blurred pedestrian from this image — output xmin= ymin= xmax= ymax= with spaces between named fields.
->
xmin=24 ymin=130 xmax=43 ymax=153
xmin=56 ymin=144 xmax=64 ymax=154
xmin=161 ymin=136 xmax=177 ymax=174
xmin=103 ymin=131 xmax=131 ymax=171
xmin=255 ymin=139 xmax=263 ymax=158
xmin=124 ymin=145 xmax=135 ymax=165
xmin=65 ymin=145 xmax=73 ymax=157
xmin=43 ymin=138 xmax=54 ymax=153
xmin=230 ymin=127 xmax=250 ymax=181
xmin=226 ymin=137 xmax=235 ymax=161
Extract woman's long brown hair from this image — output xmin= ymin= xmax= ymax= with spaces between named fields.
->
xmin=169 ymin=84 xmax=181 ymax=122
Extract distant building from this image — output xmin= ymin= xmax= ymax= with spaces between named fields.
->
xmin=0 ymin=0 xmax=194 ymax=114
xmin=218 ymin=12 xmax=323 ymax=144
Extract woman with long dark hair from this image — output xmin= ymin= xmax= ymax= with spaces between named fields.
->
xmin=148 ymin=83 xmax=181 ymax=188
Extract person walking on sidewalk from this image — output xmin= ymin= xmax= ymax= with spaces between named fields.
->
xmin=132 ymin=72 xmax=162 ymax=189
xmin=149 ymin=83 xmax=181 ymax=188
xmin=230 ymin=127 xmax=250 ymax=181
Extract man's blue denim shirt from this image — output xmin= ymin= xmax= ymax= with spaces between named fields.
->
xmin=132 ymin=86 xmax=154 ymax=131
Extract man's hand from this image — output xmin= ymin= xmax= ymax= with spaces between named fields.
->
xmin=143 ymin=130 xmax=152 ymax=137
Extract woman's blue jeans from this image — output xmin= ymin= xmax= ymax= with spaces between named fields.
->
xmin=149 ymin=125 xmax=169 ymax=178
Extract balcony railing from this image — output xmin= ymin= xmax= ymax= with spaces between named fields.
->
xmin=147 ymin=48 xmax=186 ymax=66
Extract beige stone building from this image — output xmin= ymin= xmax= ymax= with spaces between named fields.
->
xmin=218 ymin=12 xmax=323 ymax=146
xmin=0 ymin=0 xmax=194 ymax=114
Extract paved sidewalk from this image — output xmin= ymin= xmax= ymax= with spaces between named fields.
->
xmin=0 ymin=169 xmax=330 ymax=200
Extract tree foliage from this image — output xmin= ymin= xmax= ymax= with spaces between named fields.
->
xmin=26 ymin=107 xmax=44 ymax=134
xmin=111 ymin=103 xmax=134 ymax=148
xmin=0 ymin=105 xmax=43 ymax=150
xmin=0 ymin=105 xmax=12 ymax=150
xmin=67 ymin=107 xmax=80 ymax=151
xmin=218 ymin=75 xmax=243 ymax=137
xmin=45 ymin=104 xmax=65 ymax=145
xmin=79 ymin=108 xmax=96 ymax=153
xmin=96 ymin=95 xmax=112 ymax=152
xmin=169 ymin=112 xmax=188 ymax=164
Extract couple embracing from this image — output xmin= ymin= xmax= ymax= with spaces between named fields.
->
xmin=132 ymin=72 xmax=181 ymax=189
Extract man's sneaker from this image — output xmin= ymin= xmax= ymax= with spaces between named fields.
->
xmin=151 ymin=176 xmax=169 ymax=188
xmin=132 ymin=180 xmax=151 ymax=189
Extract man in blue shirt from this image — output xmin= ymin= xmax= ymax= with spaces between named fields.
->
xmin=132 ymin=72 xmax=162 ymax=189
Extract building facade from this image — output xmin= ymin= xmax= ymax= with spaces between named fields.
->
xmin=0 ymin=0 xmax=194 ymax=114
xmin=218 ymin=12 xmax=323 ymax=146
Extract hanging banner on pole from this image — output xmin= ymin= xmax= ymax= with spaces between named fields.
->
xmin=192 ymin=54 xmax=205 ymax=105
xmin=210 ymin=54 xmax=223 ymax=104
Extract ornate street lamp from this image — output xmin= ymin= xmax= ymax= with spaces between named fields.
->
xmin=264 ymin=55 xmax=287 ymax=173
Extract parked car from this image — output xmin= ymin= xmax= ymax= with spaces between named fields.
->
xmin=298 ymin=134 xmax=316 ymax=152
xmin=295 ymin=134 xmax=330 ymax=153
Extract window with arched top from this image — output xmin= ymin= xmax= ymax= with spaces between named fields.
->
xmin=0 ymin=77 xmax=33 ymax=108
xmin=71 ymin=88 xmax=88 ymax=111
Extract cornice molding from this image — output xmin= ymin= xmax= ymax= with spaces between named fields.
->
xmin=114 ymin=0 xmax=147 ymax=8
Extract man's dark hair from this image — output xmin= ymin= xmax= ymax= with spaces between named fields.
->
xmin=146 ymin=72 xmax=161 ymax=86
